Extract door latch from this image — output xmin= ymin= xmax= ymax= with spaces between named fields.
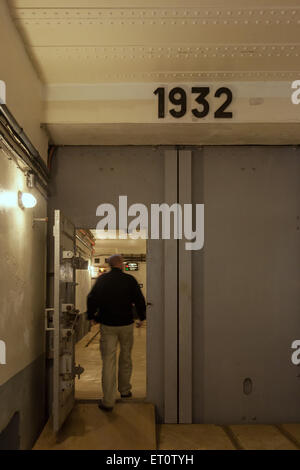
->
xmin=74 ymin=364 xmax=84 ymax=380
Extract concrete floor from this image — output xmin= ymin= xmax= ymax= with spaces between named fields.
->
xmin=34 ymin=325 xmax=151 ymax=450
xmin=157 ymin=424 xmax=300 ymax=450
xmin=158 ymin=424 xmax=236 ymax=450
xmin=34 ymin=324 xmax=300 ymax=450
xmin=35 ymin=415 xmax=300 ymax=450
xmin=34 ymin=402 xmax=156 ymax=450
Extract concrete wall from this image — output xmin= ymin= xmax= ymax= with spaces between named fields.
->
xmin=0 ymin=355 xmax=45 ymax=450
xmin=0 ymin=0 xmax=48 ymax=161
xmin=0 ymin=2 xmax=48 ymax=448
xmin=0 ymin=150 xmax=47 ymax=448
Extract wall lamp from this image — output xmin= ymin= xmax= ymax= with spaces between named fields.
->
xmin=18 ymin=191 xmax=37 ymax=210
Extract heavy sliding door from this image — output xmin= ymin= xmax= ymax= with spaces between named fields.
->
xmin=191 ymin=146 xmax=300 ymax=423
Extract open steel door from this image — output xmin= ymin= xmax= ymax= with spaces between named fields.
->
xmin=52 ymin=210 xmax=80 ymax=433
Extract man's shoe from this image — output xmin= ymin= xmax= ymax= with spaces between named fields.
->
xmin=120 ymin=391 xmax=132 ymax=398
xmin=98 ymin=400 xmax=113 ymax=412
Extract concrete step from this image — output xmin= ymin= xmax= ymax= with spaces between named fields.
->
xmin=158 ymin=424 xmax=236 ymax=450
xmin=229 ymin=424 xmax=300 ymax=450
xmin=158 ymin=424 xmax=300 ymax=450
xmin=33 ymin=401 xmax=156 ymax=450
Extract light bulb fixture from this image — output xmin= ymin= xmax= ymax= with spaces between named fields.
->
xmin=18 ymin=191 xmax=37 ymax=210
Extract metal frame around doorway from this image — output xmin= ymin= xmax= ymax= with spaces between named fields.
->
xmin=163 ymin=149 xmax=192 ymax=424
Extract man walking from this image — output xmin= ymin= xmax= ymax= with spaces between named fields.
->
xmin=87 ymin=254 xmax=146 ymax=411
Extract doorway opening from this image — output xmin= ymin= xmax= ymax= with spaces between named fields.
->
xmin=74 ymin=229 xmax=147 ymax=402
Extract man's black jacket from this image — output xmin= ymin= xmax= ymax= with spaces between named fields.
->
xmin=87 ymin=267 xmax=146 ymax=326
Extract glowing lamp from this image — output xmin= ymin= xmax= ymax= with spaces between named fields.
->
xmin=18 ymin=191 xmax=37 ymax=209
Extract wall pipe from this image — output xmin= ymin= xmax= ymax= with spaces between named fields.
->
xmin=0 ymin=104 xmax=49 ymax=182
xmin=76 ymin=234 xmax=93 ymax=252
xmin=0 ymin=133 xmax=49 ymax=199
xmin=79 ymin=229 xmax=95 ymax=247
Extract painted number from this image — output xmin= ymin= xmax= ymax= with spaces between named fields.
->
xmin=169 ymin=87 xmax=187 ymax=118
xmin=153 ymin=87 xmax=165 ymax=118
xmin=214 ymin=87 xmax=233 ymax=118
xmin=154 ymin=86 xmax=233 ymax=119
xmin=192 ymin=87 xmax=210 ymax=118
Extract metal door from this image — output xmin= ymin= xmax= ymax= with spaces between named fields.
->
xmin=52 ymin=210 xmax=79 ymax=433
xmin=191 ymin=146 xmax=300 ymax=423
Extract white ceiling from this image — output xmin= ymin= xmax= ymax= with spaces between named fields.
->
xmin=91 ymin=230 xmax=147 ymax=255
xmin=7 ymin=1 xmax=300 ymax=145
xmin=9 ymin=0 xmax=300 ymax=83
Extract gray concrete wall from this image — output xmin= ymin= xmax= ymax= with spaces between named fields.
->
xmin=192 ymin=146 xmax=300 ymax=423
xmin=0 ymin=150 xmax=47 ymax=383
xmin=0 ymin=150 xmax=47 ymax=448
xmin=0 ymin=1 xmax=48 ymax=448
xmin=0 ymin=354 xmax=45 ymax=450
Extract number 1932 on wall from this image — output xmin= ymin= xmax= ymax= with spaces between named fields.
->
xmin=154 ymin=86 xmax=233 ymax=119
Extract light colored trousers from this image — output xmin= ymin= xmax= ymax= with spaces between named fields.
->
xmin=100 ymin=323 xmax=134 ymax=407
